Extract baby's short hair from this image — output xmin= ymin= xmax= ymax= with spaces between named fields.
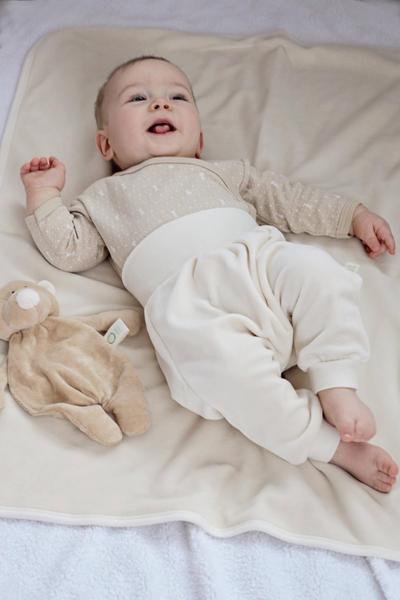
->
xmin=94 ymin=55 xmax=195 ymax=129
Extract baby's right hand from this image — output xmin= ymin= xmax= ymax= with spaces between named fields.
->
xmin=20 ymin=156 xmax=65 ymax=195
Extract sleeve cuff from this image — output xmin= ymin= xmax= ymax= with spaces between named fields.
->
xmin=308 ymin=419 xmax=340 ymax=463
xmin=336 ymin=199 xmax=361 ymax=237
xmin=27 ymin=196 xmax=63 ymax=223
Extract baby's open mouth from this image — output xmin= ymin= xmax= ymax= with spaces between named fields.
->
xmin=147 ymin=120 xmax=177 ymax=134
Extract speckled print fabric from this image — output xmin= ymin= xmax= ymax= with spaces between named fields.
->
xmin=244 ymin=165 xmax=359 ymax=238
xmin=25 ymin=156 xmax=359 ymax=276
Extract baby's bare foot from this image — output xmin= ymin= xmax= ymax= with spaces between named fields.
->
xmin=330 ymin=441 xmax=398 ymax=493
xmin=318 ymin=387 xmax=376 ymax=442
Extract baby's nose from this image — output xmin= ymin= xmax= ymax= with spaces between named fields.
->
xmin=149 ymin=98 xmax=172 ymax=112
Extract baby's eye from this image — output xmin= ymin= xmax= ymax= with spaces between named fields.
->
xmin=172 ymin=94 xmax=188 ymax=101
xmin=129 ymin=95 xmax=146 ymax=102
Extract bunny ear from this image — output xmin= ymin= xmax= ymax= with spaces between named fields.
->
xmin=37 ymin=280 xmax=56 ymax=296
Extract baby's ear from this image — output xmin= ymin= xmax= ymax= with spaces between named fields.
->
xmin=37 ymin=280 xmax=56 ymax=296
xmin=95 ymin=130 xmax=114 ymax=161
xmin=195 ymin=131 xmax=204 ymax=158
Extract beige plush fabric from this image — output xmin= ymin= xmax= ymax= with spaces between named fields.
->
xmin=1 ymin=27 xmax=400 ymax=560
xmin=0 ymin=280 xmax=148 ymax=446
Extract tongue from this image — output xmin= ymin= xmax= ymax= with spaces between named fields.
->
xmin=153 ymin=124 xmax=171 ymax=134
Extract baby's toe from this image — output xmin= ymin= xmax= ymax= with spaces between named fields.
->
xmin=377 ymin=471 xmax=396 ymax=486
xmin=377 ymin=454 xmax=399 ymax=479
xmin=384 ymin=460 xmax=399 ymax=478
xmin=374 ymin=479 xmax=394 ymax=494
xmin=391 ymin=463 xmax=399 ymax=477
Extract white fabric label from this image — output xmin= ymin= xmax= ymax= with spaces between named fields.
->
xmin=104 ymin=319 xmax=129 ymax=346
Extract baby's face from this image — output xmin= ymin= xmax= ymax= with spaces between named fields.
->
xmin=96 ymin=59 xmax=204 ymax=170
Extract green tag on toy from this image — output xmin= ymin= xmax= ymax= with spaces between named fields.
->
xmin=104 ymin=319 xmax=129 ymax=346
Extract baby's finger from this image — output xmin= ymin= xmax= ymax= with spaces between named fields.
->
xmin=30 ymin=157 xmax=41 ymax=171
xmin=20 ymin=162 xmax=32 ymax=175
xmin=366 ymin=243 xmax=386 ymax=259
xmin=378 ymin=227 xmax=396 ymax=255
xmin=363 ymin=232 xmax=381 ymax=255
xmin=363 ymin=242 xmax=376 ymax=258
xmin=49 ymin=156 xmax=62 ymax=169
xmin=39 ymin=156 xmax=49 ymax=170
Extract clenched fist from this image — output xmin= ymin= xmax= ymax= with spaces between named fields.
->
xmin=20 ymin=156 xmax=66 ymax=215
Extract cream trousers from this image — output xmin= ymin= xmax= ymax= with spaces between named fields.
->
xmin=125 ymin=215 xmax=370 ymax=465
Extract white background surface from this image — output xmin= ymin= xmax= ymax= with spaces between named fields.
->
xmin=1 ymin=1 xmax=400 ymax=598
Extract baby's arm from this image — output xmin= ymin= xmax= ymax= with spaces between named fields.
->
xmin=240 ymin=164 xmax=358 ymax=239
xmin=21 ymin=156 xmax=108 ymax=271
xmin=240 ymin=164 xmax=395 ymax=258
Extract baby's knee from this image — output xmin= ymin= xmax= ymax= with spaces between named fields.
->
xmin=300 ymin=246 xmax=362 ymax=297
xmin=275 ymin=244 xmax=357 ymax=291
xmin=291 ymin=244 xmax=338 ymax=274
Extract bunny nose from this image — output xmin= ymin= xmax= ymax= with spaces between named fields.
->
xmin=16 ymin=288 xmax=40 ymax=310
xmin=150 ymin=99 xmax=172 ymax=111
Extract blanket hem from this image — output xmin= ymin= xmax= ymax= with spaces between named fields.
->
xmin=0 ymin=505 xmax=398 ymax=562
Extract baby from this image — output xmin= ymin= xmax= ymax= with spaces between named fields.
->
xmin=20 ymin=55 xmax=398 ymax=492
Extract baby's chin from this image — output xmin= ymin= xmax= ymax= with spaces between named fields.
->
xmin=151 ymin=145 xmax=199 ymax=157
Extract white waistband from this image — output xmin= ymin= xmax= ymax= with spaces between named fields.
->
xmin=122 ymin=208 xmax=257 ymax=305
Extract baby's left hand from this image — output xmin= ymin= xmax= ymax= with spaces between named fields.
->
xmin=351 ymin=203 xmax=396 ymax=259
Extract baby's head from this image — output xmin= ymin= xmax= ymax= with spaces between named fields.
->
xmin=94 ymin=56 xmax=204 ymax=171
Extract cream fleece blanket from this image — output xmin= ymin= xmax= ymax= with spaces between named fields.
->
xmin=1 ymin=27 xmax=400 ymax=561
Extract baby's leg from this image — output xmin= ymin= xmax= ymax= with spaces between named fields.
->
xmin=145 ymin=254 xmax=341 ymax=466
xmin=330 ymin=440 xmax=398 ymax=493
xmin=318 ymin=387 xmax=375 ymax=442
xmin=268 ymin=243 xmax=373 ymax=443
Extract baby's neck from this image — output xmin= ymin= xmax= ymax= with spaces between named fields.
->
xmin=118 ymin=154 xmax=202 ymax=172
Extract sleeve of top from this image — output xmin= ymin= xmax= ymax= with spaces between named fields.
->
xmin=239 ymin=161 xmax=360 ymax=238
xmin=25 ymin=195 xmax=109 ymax=272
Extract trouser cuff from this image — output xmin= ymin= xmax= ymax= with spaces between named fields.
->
xmin=308 ymin=419 xmax=340 ymax=463
xmin=308 ymin=359 xmax=360 ymax=394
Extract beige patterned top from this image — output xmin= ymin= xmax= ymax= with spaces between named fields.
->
xmin=25 ymin=156 xmax=359 ymax=276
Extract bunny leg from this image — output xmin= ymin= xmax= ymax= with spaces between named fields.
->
xmin=106 ymin=363 xmax=150 ymax=436
xmin=38 ymin=402 xmax=123 ymax=446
